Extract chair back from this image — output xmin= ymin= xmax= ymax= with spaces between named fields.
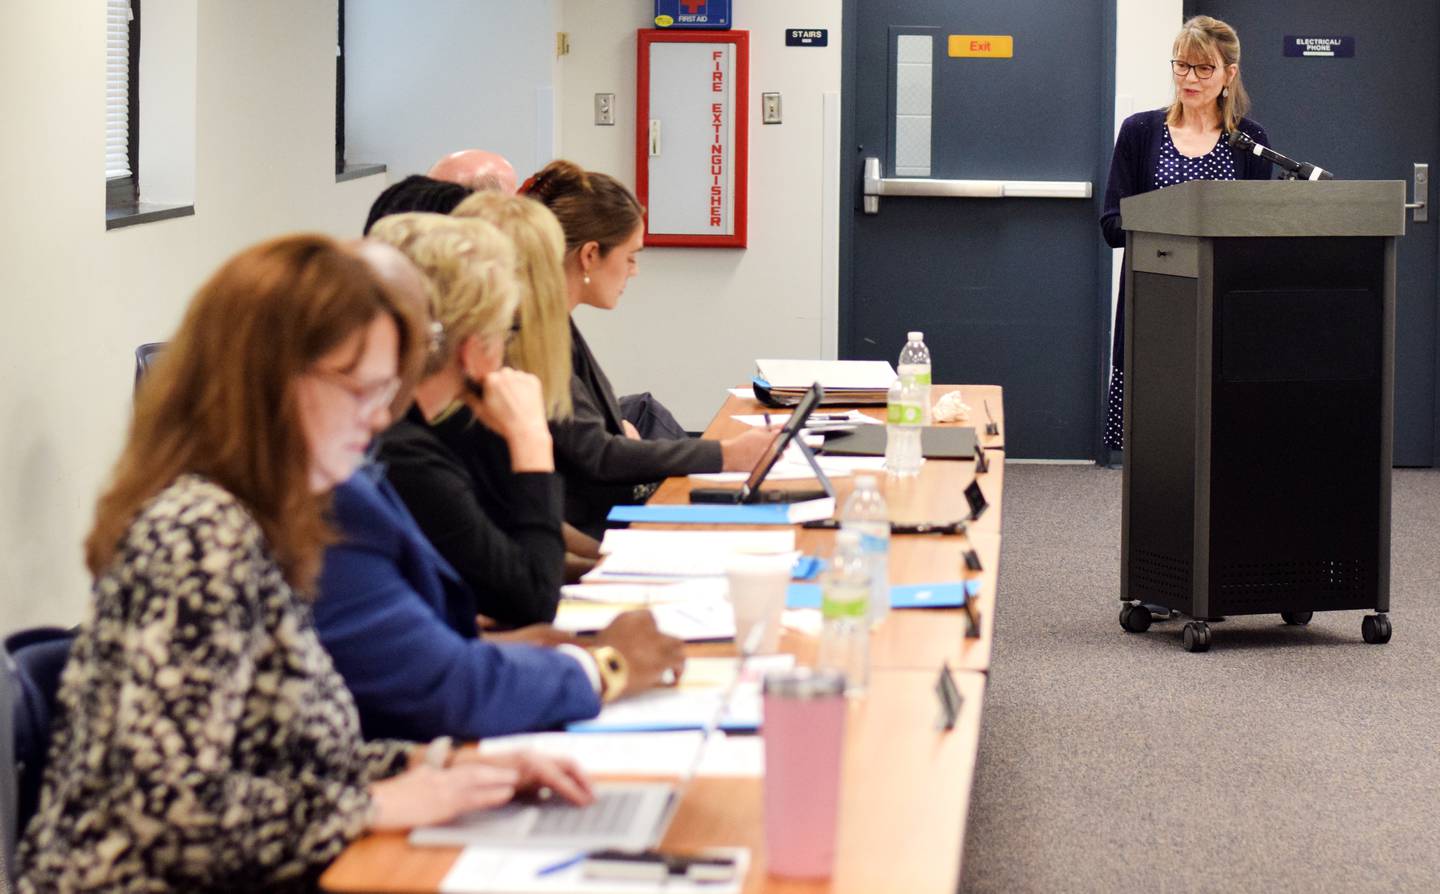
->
xmin=134 ymin=342 xmax=166 ymax=393
xmin=1 ymin=639 xmax=17 ymax=888
xmin=2 ymin=627 xmax=74 ymax=882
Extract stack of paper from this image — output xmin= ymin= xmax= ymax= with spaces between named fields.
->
xmin=754 ymin=358 xmax=897 ymax=405
xmin=587 ymin=529 xmax=795 ymax=580
xmin=567 ymin=655 xmax=794 ymax=733
xmin=479 ymin=730 xmax=762 ymax=778
xmin=554 ymin=596 xmax=736 ymax=642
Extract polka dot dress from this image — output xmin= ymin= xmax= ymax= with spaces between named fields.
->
xmin=1104 ymin=126 xmax=1237 ymax=451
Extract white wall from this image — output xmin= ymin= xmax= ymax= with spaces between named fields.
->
xmin=1110 ymin=1 xmax=1185 ymax=350
xmin=0 ymin=1 xmax=389 ymax=629
xmin=345 ymin=0 xmax=562 ymax=180
xmin=558 ymin=0 xmax=843 ymax=430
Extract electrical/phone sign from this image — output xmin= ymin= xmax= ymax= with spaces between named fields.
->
xmin=1283 ymin=35 xmax=1354 ymax=58
xmin=654 ymin=0 xmax=731 ymax=30
xmin=948 ymin=35 xmax=1014 ymax=58
xmin=786 ymin=29 xmax=828 ymax=47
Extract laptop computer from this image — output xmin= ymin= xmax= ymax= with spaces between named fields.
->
xmin=690 ymin=381 xmax=836 ymax=504
xmin=408 ymin=639 xmax=761 ymax=852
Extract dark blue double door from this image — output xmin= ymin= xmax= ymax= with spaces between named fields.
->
xmin=841 ymin=0 xmax=1114 ymax=458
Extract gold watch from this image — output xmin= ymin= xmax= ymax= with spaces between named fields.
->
xmin=590 ymin=645 xmax=630 ymax=702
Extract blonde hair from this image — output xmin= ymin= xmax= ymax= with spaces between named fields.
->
xmin=452 ymin=192 xmax=573 ymax=419
xmin=368 ymin=213 xmax=519 ymax=377
xmin=1166 ymin=15 xmax=1250 ymax=133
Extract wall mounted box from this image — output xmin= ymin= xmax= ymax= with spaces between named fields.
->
xmin=653 ymin=0 xmax=732 ymax=30
xmin=637 ymin=29 xmax=749 ymax=248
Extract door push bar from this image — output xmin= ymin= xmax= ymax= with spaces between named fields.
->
xmin=862 ymin=157 xmax=1093 ymax=214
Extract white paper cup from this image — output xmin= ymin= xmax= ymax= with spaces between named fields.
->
xmin=725 ymin=555 xmax=792 ymax=654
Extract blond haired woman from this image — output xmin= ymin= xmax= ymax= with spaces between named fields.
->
xmin=314 ymin=214 xmax=685 ymax=743
xmin=15 ymin=235 xmax=590 ymax=893
xmin=372 ymin=194 xmax=592 ymax=627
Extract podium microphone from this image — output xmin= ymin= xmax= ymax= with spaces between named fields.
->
xmin=1228 ymin=131 xmax=1333 ymax=181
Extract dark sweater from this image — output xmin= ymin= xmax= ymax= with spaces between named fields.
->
xmin=374 ymin=405 xmax=565 ymax=629
xmin=1101 ymin=109 xmax=1273 ymax=249
xmin=551 ymin=320 xmax=722 ymax=537
xmin=1100 ymin=109 xmax=1274 ymax=371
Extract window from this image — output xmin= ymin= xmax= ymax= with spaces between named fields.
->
xmin=334 ymin=0 xmax=386 ymax=182
xmin=106 ymin=0 xmax=139 ymax=208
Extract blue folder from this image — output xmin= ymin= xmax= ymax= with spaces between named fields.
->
xmin=785 ymin=580 xmax=978 ymax=610
xmin=606 ymin=503 xmax=812 ymax=525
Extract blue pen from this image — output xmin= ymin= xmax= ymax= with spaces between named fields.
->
xmin=536 ymin=852 xmax=587 ymax=877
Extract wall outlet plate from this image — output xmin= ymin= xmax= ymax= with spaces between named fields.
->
xmin=762 ymin=92 xmax=781 ymax=124
xmin=595 ymin=92 xmax=615 ymax=126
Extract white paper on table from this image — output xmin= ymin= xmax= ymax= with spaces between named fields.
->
xmin=730 ymin=410 xmax=881 ymax=428
xmin=600 ymin=529 xmax=795 ymax=556
xmin=440 ymin=845 xmax=749 ymax=893
xmin=561 ymin=578 xmax=728 ymax=605
xmin=755 ymin=358 xmax=896 ymax=389
xmin=553 ymin=598 xmax=736 ymax=641
xmin=727 ymin=387 xmax=755 ymax=399
xmin=593 ymin=549 xmax=798 ymax=580
xmin=479 ymin=730 xmax=763 ymax=778
xmin=571 ymin=655 xmax=794 ymax=731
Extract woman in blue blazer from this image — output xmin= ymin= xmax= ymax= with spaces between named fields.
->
xmin=314 ymin=215 xmax=685 ymax=742
xmin=1100 ymin=15 xmax=1273 ymax=456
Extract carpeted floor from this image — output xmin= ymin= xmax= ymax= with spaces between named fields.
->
xmin=960 ymin=463 xmax=1440 ymax=893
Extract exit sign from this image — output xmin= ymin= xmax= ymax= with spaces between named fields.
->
xmin=948 ymin=34 xmax=1014 ymax=58
xmin=654 ymin=0 xmax=731 ymax=30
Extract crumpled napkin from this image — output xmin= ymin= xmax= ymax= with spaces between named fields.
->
xmin=933 ymin=390 xmax=972 ymax=423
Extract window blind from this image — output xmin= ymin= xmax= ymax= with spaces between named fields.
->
xmin=106 ymin=0 xmax=133 ymax=180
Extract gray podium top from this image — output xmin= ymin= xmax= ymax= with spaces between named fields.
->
xmin=1121 ymin=180 xmax=1406 ymax=238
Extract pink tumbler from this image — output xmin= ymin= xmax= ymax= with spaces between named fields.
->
xmin=762 ymin=668 xmax=848 ymax=879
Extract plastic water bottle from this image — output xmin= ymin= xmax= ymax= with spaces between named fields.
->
xmin=898 ymin=331 xmax=933 ymax=424
xmin=819 ymin=530 xmax=870 ymax=696
xmin=841 ymin=475 xmax=890 ymax=627
xmin=885 ymin=375 xmax=924 ymax=478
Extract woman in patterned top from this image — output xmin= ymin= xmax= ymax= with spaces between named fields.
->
xmin=14 ymin=235 xmax=592 ymax=892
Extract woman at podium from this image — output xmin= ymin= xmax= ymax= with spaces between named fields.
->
xmin=1100 ymin=15 xmax=1273 ymax=456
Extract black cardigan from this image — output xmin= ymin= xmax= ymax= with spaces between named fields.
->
xmin=551 ymin=320 xmax=722 ymax=537
xmin=1100 ymin=109 xmax=1274 ymax=371
xmin=374 ymin=405 xmax=565 ymax=628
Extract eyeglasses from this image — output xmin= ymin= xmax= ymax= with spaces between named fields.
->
xmin=309 ymin=369 xmax=400 ymax=416
xmin=1171 ymin=59 xmax=1217 ymax=79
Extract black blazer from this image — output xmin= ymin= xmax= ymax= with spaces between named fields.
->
xmin=551 ymin=321 xmax=722 ymax=536
xmin=374 ymin=405 xmax=565 ymax=628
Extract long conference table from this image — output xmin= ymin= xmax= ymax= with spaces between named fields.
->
xmin=321 ymin=384 xmax=1005 ymax=894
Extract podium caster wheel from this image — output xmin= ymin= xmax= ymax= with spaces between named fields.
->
xmin=1120 ymin=603 xmax=1152 ymax=633
xmin=1182 ymin=621 xmax=1211 ymax=653
xmin=1362 ymin=614 xmax=1392 ymax=645
xmin=1281 ymin=611 xmax=1313 ymax=626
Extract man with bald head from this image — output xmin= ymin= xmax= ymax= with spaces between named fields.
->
xmin=428 ymin=150 xmax=518 ymax=194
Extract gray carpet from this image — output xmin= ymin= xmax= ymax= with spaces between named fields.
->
xmin=960 ymin=463 xmax=1440 ymax=894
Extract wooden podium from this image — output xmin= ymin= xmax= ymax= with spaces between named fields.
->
xmin=1116 ymin=180 xmax=1405 ymax=651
